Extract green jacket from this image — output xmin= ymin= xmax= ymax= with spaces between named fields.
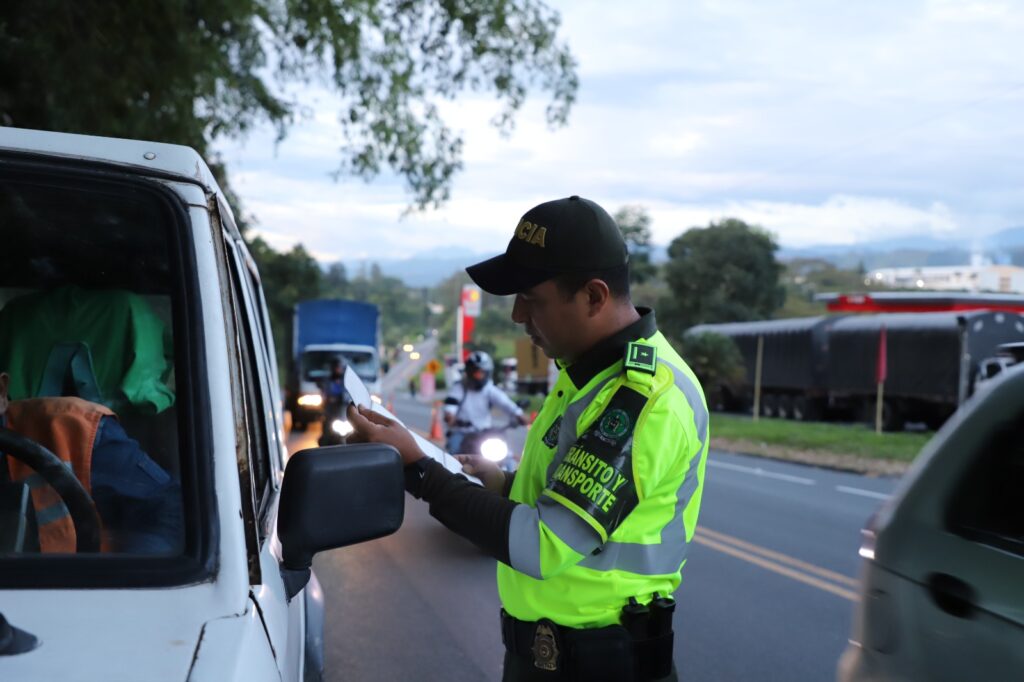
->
xmin=0 ymin=286 xmax=174 ymax=414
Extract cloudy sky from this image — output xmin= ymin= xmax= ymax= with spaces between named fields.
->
xmin=215 ymin=0 xmax=1024 ymax=263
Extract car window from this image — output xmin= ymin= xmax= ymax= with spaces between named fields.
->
xmin=946 ymin=420 xmax=1024 ymax=558
xmin=224 ymin=240 xmax=273 ymax=529
xmin=0 ymin=165 xmax=200 ymax=582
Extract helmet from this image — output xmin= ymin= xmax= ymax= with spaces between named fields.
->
xmin=464 ymin=351 xmax=494 ymax=389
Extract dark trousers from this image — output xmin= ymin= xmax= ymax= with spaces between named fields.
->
xmin=502 ymin=651 xmax=678 ymax=682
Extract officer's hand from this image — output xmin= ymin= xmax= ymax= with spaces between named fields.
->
xmin=454 ymin=454 xmax=505 ymax=494
xmin=347 ymin=404 xmax=425 ymax=465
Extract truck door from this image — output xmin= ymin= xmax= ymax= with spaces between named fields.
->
xmin=220 ymin=212 xmax=304 ymax=681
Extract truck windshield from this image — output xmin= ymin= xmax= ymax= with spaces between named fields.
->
xmin=0 ymin=165 xmax=193 ymax=577
xmin=303 ymin=350 xmax=379 ymax=383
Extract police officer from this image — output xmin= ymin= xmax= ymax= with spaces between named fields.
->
xmin=348 ymin=196 xmax=709 ymax=682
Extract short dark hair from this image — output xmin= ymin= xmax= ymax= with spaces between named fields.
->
xmin=553 ymin=264 xmax=631 ymax=301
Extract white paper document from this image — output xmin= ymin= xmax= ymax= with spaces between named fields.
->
xmin=345 ymin=368 xmax=481 ymax=486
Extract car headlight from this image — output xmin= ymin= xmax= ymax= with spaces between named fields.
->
xmin=298 ymin=394 xmax=323 ymax=407
xmin=371 ymin=394 xmax=383 ymax=405
xmin=332 ymin=419 xmax=354 ymax=437
xmin=480 ymin=438 xmax=509 ymax=462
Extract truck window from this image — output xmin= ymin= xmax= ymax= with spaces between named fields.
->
xmin=0 ymin=164 xmax=207 ymax=588
xmin=946 ymin=420 xmax=1024 ymax=558
xmin=303 ymin=349 xmax=379 ymax=384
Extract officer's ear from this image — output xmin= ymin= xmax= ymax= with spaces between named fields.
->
xmin=582 ymin=279 xmax=611 ymax=317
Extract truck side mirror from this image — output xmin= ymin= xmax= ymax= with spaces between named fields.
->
xmin=277 ymin=443 xmax=404 ymax=599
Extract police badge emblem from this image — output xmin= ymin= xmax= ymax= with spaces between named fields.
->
xmin=531 ymin=621 xmax=560 ymax=671
xmin=542 ymin=416 xmax=562 ymax=449
xmin=598 ymin=408 xmax=630 ymax=441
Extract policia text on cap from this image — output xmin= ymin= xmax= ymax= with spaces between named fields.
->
xmin=348 ymin=196 xmax=710 ymax=682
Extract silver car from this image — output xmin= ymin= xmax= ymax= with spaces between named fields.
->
xmin=838 ymin=366 xmax=1024 ymax=680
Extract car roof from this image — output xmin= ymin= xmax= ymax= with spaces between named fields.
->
xmin=0 ymin=126 xmax=223 ymax=195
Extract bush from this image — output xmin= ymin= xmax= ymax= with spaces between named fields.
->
xmin=677 ymin=332 xmax=746 ymax=407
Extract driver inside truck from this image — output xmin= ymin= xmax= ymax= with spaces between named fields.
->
xmin=0 ymin=370 xmax=183 ymax=555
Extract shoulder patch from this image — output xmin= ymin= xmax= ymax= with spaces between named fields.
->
xmin=545 ymin=386 xmax=646 ymax=541
xmin=624 ymin=341 xmax=657 ymax=375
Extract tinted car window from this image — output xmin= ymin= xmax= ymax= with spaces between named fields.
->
xmin=947 ymin=421 xmax=1024 ymax=557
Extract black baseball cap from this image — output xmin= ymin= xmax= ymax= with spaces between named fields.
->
xmin=466 ymin=195 xmax=628 ymax=296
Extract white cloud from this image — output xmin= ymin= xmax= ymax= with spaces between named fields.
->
xmin=214 ymin=0 xmax=1024 ymax=263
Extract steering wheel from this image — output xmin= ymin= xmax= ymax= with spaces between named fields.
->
xmin=0 ymin=427 xmax=102 ymax=553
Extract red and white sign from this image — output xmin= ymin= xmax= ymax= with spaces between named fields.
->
xmin=461 ymin=284 xmax=482 ymax=318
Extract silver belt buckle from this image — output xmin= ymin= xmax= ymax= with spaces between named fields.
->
xmin=531 ymin=620 xmax=560 ymax=671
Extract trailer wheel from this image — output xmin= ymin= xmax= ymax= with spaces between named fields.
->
xmin=777 ymin=395 xmax=793 ymax=420
xmin=792 ymin=395 xmax=807 ymax=421
xmin=882 ymin=401 xmax=905 ymax=432
xmin=761 ymin=394 xmax=777 ymax=418
xmin=861 ymin=400 xmax=905 ymax=432
xmin=792 ymin=396 xmax=822 ymax=422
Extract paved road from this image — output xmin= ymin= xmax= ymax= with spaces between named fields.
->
xmin=290 ymin=351 xmax=902 ymax=681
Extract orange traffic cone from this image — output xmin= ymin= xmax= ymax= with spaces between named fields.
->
xmin=386 ymin=397 xmax=394 ymax=413
xmin=430 ymin=404 xmax=444 ymax=442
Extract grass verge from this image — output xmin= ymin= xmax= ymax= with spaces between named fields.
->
xmin=711 ymin=414 xmax=934 ymax=474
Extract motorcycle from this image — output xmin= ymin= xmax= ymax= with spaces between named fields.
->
xmin=318 ymin=383 xmax=354 ymax=447
xmin=449 ymin=422 xmax=522 ymax=473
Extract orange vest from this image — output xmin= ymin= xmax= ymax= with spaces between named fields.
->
xmin=5 ymin=397 xmax=113 ymax=553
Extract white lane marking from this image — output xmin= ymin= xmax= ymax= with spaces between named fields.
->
xmin=708 ymin=460 xmax=816 ymax=485
xmin=836 ymin=485 xmax=891 ymax=500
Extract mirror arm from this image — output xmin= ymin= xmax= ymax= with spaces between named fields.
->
xmin=280 ymin=565 xmax=311 ymax=601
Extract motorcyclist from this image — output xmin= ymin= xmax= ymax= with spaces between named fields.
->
xmin=318 ymin=357 xmax=350 ymax=446
xmin=444 ymin=351 xmax=526 ymax=454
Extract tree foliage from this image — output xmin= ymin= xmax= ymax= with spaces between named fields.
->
xmin=0 ymin=0 xmax=578 ymax=209
xmin=677 ymin=331 xmax=746 ymax=403
xmin=248 ymin=238 xmax=325 ymax=372
xmin=614 ymin=205 xmax=657 ymax=285
xmin=679 ymin=329 xmax=745 ymax=387
xmin=660 ymin=218 xmax=784 ymax=336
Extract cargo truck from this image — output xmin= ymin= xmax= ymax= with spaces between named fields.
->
xmin=288 ymin=299 xmax=382 ymax=430
xmin=687 ymin=310 xmax=1024 ymax=430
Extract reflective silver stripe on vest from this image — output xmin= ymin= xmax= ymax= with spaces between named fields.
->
xmin=545 ymin=376 xmax=616 ymax=482
xmin=509 ymin=375 xmax=617 ymax=579
xmin=508 ymin=494 xmax=604 ymax=580
xmin=578 ymin=358 xmax=709 ymax=576
xmin=34 ymin=501 xmax=71 ymax=526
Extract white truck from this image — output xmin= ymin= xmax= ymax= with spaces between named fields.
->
xmin=0 ymin=127 xmax=405 ymax=681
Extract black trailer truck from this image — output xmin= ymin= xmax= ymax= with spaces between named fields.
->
xmin=825 ymin=311 xmax=1024 ymax=430
xmin=687 ymin=316 xmax=842 ymax=421
xmin=686 ymin=310 xmax=1024 ymax=430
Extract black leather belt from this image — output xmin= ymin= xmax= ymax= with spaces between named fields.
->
xmin=500 ymin=608 xmax=675 ymax=681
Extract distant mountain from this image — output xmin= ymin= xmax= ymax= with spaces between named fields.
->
xmin=778 ymin=226 xmax=1024 ymax=270
xmin=332 ymin=226 xmax=1024 ymax=287
xmin=340 ymin=249 xmax=489 ymax=287
xmin=340 ymin=244 xmax=672 ymax=287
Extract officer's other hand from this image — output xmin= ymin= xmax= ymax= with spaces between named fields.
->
xmin=347 ymin=404 xmax=425 ymax=465
xmin=454 ymin=454 xmax=505 ymax=494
